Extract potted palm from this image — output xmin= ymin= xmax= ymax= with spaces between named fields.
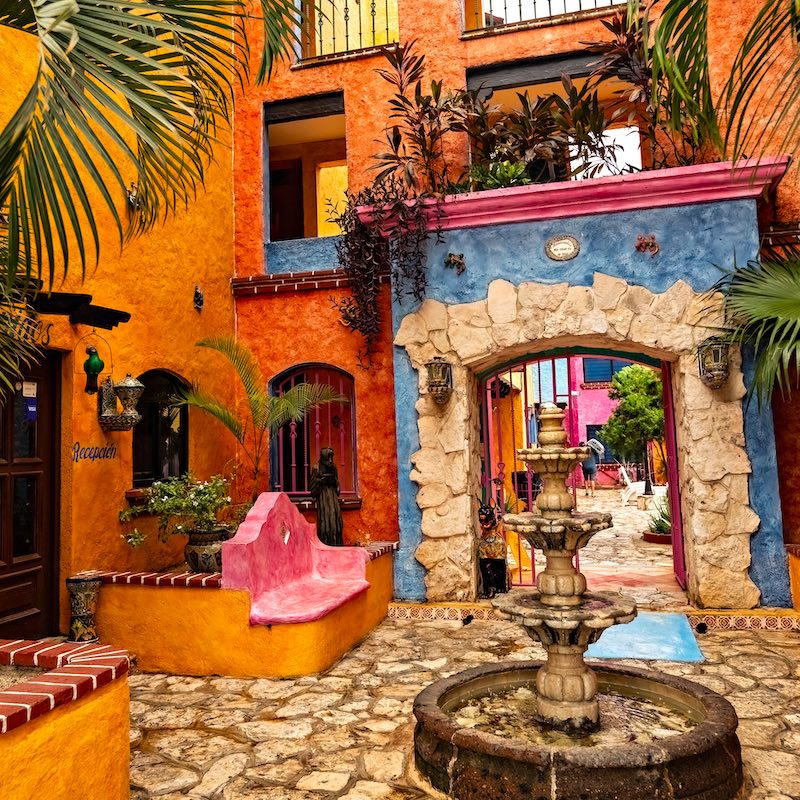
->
xmin=182 ymin=336 xmax=344 ymax=501
xmin=120 ymin=473 xmax=233 ymax=572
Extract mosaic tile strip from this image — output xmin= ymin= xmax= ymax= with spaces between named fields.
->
xmin=0 ymin=640 xmax=129 ymax=735
xmin=388 ymin=603 xmax=800 ymax=630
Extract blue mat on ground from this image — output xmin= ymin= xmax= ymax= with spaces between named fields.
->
xmin=585 ymin=612 xmax=704 ymax=662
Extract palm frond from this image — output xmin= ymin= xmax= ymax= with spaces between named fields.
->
xmin=196 ymin=335 xmax=264 ymax=405
xmin=0 ymin=0 xmax=301 ymax=285
xmin=267 ymin=383 xmax=346 ymax=430
xmin=181 ymin=385 xmax=245 ymax=443
xmin=715 ymin=255 xmax=800 ymax=404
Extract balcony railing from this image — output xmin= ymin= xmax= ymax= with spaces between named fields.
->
xmin=299 ymin=0 xmax=399 ymax=60
xmin=464 ymin=0 xmax=620 ymax=32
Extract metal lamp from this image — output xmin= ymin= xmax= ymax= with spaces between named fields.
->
xmin=697 ymin=338 xmax=730 ymax=389
xmin=425 ymin=357 xmax=454 ymax=405
xmin=98 ymin=374 xmax=145 ymax=431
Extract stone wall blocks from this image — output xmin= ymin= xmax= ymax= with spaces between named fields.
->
xmin=425 ymin=560 xmax=472 ymax=602
xmin=694 ymin=563 xmax=760 ymax=609
xmin=487 ymin=279 xmax=519 ymax=324
xmin=519 ymin=281 xmax=569 ymax=311
xmin=415 ymin=539 xmax=449 ymax=568
xmin=682 ymin=373 xmax=715 ymax=411
xmin=687 ymin=439 xmax=752 ymax=482
xmin=563 ymin=285 xmax=594 ymax=317
xmin=418 ymin=299 xmax=448 ymax=331
xmin=651 ymin=279 xmax=692 ymax=323
xmin=691 ymin=511 xmax=728 ymax=543
xmin=429 ymin=330 xmax=451 ymax=354
xmin=580 ymin=310 xmax=609 ymax=336
xmin=448 ymin=323 xmax=493 ymax=362
xmin=628 ymin=314 xmax=665 ymax=348
xmin=421 ymin=506 xmax=469 ymax=539
xmin=592 ymin=272 xmax=628 ymax=310
xmin=448 ymin=300 xmax=491 ymax=328
xmin=701 ymin=533 xmax=752 ymax=571
xmin=410 ymin=448 xmax=447 ymax=479
xmin=492 ymin=322 xmax=525 ymax=350
xmin=394 ymin=314 xmax=428 ymax=347
xmin=519 ymin=308 xmax=545 ymax=340
xmin=406 ymin=341 xmax=438 ymax=368
xmin=416 ymin=482 xmax=452 ymax=509
xmin=417 ymin=415 xmax=441 ymax=448
xmin=725 ymin=504 xmax=761 ymax=536
xmin=606 ymin=307 xmax=635 ymax=339
xmin=622 ymin=284 xmax=655 ymax=314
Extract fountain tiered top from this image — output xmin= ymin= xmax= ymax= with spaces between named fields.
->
xmin=493 ymin=403 xmax=635 ymax=733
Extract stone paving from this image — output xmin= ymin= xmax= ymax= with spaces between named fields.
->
xmin=129 ymin=617 xmax=800 ymax=800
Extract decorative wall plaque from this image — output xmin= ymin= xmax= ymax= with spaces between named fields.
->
xmin=545 ymin=235 xmax=580 ymax=261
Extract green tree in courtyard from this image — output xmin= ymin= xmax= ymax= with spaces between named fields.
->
xmin=182 ymin=336 xmax=344 ymax=502
xmin=599 ymin=365 xmax=665 ymax=496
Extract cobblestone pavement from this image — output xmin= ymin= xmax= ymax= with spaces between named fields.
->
xmin=129 ymin=618 xmax=800 ymax=800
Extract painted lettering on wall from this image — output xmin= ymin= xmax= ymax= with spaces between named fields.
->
xmin=72 ymin=442 xmax=118 ymax=463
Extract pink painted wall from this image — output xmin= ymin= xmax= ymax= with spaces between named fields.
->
xmin=570 ymin=358 xmax=621 ymax=443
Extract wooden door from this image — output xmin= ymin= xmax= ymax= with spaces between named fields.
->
xmin=0 ymin=353 xmax=60 ymax=638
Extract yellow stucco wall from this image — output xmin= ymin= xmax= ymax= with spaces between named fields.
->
xmin=0 ymin=27 xmax=238 ymax=633
xmin=789 ymin=553 xmax=800 ymax=610
xmin=95 ymin=554 xmax=393 ymax=676
xmin=0 ymin=678 xmax=129 ymax=800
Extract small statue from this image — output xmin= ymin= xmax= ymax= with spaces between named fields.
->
xmin=477 ymin=498 xmax=509 ymax=598
xmin=310 ymin=447 xmax=343 ymax=546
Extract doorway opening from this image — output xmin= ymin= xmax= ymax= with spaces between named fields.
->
xmin=479 ymin=347 xmax=687 ymax=609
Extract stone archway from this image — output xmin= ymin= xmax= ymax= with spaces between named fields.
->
xmin=394 ymin=273 xmax=761 ymax=609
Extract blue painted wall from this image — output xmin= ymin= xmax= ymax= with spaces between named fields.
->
xmin=388 ymin=198 xmax=789 ymax=605
xmin=265 ymin=236 xmax=340 ymax=274
xmin=742 ymin=348 xmax=793 ymax=607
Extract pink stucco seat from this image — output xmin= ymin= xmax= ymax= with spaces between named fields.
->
xmin=221 ymin=492 xmax=371 ymax=625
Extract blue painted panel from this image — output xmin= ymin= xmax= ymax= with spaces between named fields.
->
xmin=586 ymin=612 xmax=704 ymax=662
xmin=742 ymin=347 xmax=792 ymax=607
xmin=265 ymin=236 xmax=341 ymax=274
xmin=392 ymin=199 xmax=758 ymax=323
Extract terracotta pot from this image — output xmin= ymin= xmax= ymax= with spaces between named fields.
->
xmin=184 ymin=528 xmax=230 ymax=573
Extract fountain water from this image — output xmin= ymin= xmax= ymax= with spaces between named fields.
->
xmin=413 ymin=405 xmax=744 ymax=800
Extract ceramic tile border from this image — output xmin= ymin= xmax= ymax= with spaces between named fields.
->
xmin=0 ymin=640 xmax=129 ymax=735
xmin=388 ymin=603 xmax=800 ymax=630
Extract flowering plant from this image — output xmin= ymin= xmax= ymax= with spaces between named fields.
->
xmin=120 ymin=474 xmax=232 ymax=546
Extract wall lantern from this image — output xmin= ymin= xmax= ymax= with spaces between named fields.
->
xmin=697 ymin=338 xmax=730 ymax=389
xmin=98 ymin=374 xmax=145 ymax=431
xmin=425 ymin=357 xmax=454 ymax=405
xmin=83 ymin=346 xmax=105 ymax=394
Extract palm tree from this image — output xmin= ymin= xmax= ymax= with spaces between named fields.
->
xmin=0 ymin=0 xmax=301 ymax=388
xmin=182 ymin=336 xmax=345 ymax=501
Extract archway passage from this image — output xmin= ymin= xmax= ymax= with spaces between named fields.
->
xmin=478 ymin=347 xmax=688 ymax=610
xmin=397 ymin=275 xmax=765 ymax=609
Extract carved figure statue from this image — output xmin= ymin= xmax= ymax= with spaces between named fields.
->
xmin=477 ymin=498 xmax=508 ymax=598
xmin=310 ymin=447 xmax=343 ymax=546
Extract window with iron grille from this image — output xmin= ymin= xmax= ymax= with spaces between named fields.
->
xmin=132 ymin=370 xmax=189 ymax=487
xmin=269 ymin=364 xmax=357 ymax=498
xmin=464 ymin=0 xmax=621 ymax=33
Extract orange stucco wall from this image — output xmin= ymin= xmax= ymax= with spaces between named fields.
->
xmin=95 ymin=554 xmax=393 ymax=676
xmin=236 ymin=288 xmax=400 ymax=544
xmin=0 ymin=28 xmax=238 ymax=633
xmin=0 ymin=678 xmax=129 ymax=800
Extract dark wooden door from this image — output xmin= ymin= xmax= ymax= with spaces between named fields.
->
xmin=0 ymin=353 xmax=60 ymax=638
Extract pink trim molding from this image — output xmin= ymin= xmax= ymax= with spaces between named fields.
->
xmin=358 ymin=158 xmax=790 ymax=232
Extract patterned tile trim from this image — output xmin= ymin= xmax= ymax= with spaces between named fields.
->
xmin=365 ymin=541 xmax=399 ymax=560
xmin=389 ymin=603 xmax=800 ymax=630
xmin=75 ymin=569 xmax=223 ymax=588
xmin=0 ymin=640 xmax=129 ymax=735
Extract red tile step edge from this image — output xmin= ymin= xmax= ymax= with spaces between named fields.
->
xmin=0 ymin=639 xmax=129 ymax=735
xmin=73 ymin=544 xmax=397 ymax=588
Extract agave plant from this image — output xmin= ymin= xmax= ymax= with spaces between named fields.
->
xmin=182 ymin=336 xmax=344 ymax=500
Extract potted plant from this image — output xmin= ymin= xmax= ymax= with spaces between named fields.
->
xmin=120 ymin=473 xmax=233 ymax=572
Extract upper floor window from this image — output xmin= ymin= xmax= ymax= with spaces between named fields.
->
xmin=582 ymin=358 xmax=631 ymax=385
xmin=299 ymin=0 xmax=398 ymax=60
xmin=464 ymin=0 xmax=620 ymax=32
xmin=266 ymin=93 xmax=348 ymax=241
xmin=270 ymin=364 xmax=357 ymax=497
xmin=133 ymin=370 xmax=188 ymax=487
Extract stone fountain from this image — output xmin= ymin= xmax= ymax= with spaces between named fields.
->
xmin=413 ymin=404 xmax=743 ymax=800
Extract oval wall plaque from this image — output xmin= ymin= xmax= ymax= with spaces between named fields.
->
xmin=545 ymin=235 xmax=580 ymax=261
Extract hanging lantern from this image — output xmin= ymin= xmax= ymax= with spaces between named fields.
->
xmin=425 ymin=357 xmax=453 ymax=405
xmin=83 ymin=346 xmax=105 ymax=394
xmin=697 ymin=338 xmax=730 ymax=389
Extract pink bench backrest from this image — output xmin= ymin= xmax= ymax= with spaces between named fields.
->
xmin=221 ymin=492 xmax=368 ymax=595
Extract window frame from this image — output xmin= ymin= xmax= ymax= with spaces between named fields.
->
xmin=132 ymin=369 xmax=189 ymax=488
xmin=268 ymin=363 xmax=359 ymax=501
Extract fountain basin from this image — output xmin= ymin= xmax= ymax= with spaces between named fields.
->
xmin=413 ymin=660 xmax=743 ymax=800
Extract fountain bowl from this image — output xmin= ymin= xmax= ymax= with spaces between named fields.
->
xmin=413 ymin=660 xmax=743 ymax=800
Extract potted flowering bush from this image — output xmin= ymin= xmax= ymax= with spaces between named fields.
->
xmin=119 ymin=474 xmax=233 ymax=572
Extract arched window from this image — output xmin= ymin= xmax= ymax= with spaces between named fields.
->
xmin=132 ymin=370 xmax=189 ymax=487
xmin=270 ymin=364 xmax=357 ymax=498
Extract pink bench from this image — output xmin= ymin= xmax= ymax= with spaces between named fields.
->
xmin=221 ymin=493 xmax=371 ymax=625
